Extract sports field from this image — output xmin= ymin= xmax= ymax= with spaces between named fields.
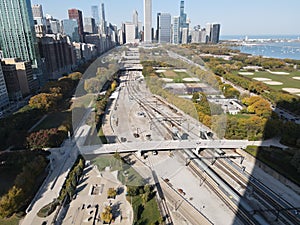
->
xmin=237 ymin=70 xmax=300 ymax=94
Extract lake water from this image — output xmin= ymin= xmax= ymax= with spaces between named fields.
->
xmin=221 ymin=35 xmax=300 ymax=60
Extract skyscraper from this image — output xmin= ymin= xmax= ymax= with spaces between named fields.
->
xmin=144 ymin=0 xmax=152 ymax=43
xmin=84 ymin=17 xmax=97 ymax=34
xmin=68 ymin=9 xmax=84 ymax=42
xmin=99 ymin=3 xmax=107 ymax=35
xmin=172 ymin=16 xmax=180 ymax=44
xmin=133 ymin=10 xmax=139 ymax=27
xmin=210 ymin=24 xmax=221 ymax=44
xmin=62 ymin=19 xmax=80 ymax=42
xmin=91 ymin=5 xmax=100 ymax=25
xmin=0 ymin=0 xmax=43 ymax=84
xmin=179 ymin=0 xmax=187 ymax=28
xmin=32 ymin=4 xmax=43 ymax=18
xmin=157 ymin=13 xmax=171 ymax=43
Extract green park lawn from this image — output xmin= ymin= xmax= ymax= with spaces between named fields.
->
xmin=0 ymin=215 xmax=21 ymax=225
xmin=131 ymin=196 xmax=161 ymax=225
xmin=92 ymin=155 xmax=146 ymax=186
xmin=162 ymin=70 xmax=190 ymax=83
xmin=236 ymin=71 xmax=300 ymax=91
xmin=32 ymin=111 xmax=71 ymax=132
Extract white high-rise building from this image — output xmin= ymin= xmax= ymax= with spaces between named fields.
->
xmin=157 ymin=13 xmax=171 ymax=43
xmin=125 ymin=23 xmax=136 ymax=44
xmin=172 ymin=16 xmax=180 ymax=44
xmin=144 ymin=0 xmax=152 ymax=43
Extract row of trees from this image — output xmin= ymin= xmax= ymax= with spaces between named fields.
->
xmin=58 ymin=156 xmax=85 ymax=203
xmin=0 ymin=152 xmax=48 ymax=218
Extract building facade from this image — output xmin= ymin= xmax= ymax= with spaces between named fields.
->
xmin=144 ymin=0 xmax=152 ymax=43
xmin=91 ymin=5 xmax=100 ymax=25
xmin=62 ymin=19 xmax=80 ymax=42
xmin=84 ymin=17 xmax=97 ymax=34
xmin=0 ymin=0 xmax=43 ymax=84
xmin=125 ymin=23 xmax=136 ymax=44
xmin=37 ymin=34 xmax=76 ymax=80
xmin=68 ymin=9 xmax=84 ymax=42
xmin=157 ymin=13 xmax=171 ymax=43
xmin=172 ymin=16 xmax=180 ymax=44
xmin=0 ymin=64 xmax=9 ymax=112
xmin=2 ymin=58 xmax=37 ymax=96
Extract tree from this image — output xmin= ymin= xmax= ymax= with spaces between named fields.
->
xmin=84 ymin=78 xmax=103 ymax=93
xmin=101 ymin=206 xmax=113 ymax=224
xmin=107 ymin=188 xmax=117 ymax=199
xmin=29 ymin=93 xmax=57 ymax=111
xmin=0 ymin=186 xmax=24 ymax=218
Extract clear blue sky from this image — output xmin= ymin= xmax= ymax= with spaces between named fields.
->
xmin=31 ymin=0 xmax=300 ymax=35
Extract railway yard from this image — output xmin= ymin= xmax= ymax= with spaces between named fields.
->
xmin=75 ymin=47 xmax=300 ymax=225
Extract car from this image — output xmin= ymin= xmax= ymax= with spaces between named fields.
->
xmin=152 ymin=150 xmax=158 ymax=155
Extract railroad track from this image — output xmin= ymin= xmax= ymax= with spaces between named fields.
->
xmin=214 ymin=159 xmax=300 ymax=225
xmin=186 ymin=154 xmax=257 ymax=225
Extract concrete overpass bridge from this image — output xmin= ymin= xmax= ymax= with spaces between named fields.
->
xmin=78 ymin=139 xmax=275 ymax=155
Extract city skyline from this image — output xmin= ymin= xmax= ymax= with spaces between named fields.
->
xmin=31 ymin=0 xmax=300 ymax=35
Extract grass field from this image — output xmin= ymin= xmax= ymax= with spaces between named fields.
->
xmin=92 ymin=155 xmax=146 ymax=186
xmin=237 ymin=71 xmax=300 ymax=91
xmin=0 ymin=215 xmax=21 ymax=225
xmin=32 ymin=111 xmax=71 ymax=132
xmin=131 ymin=195 xmax=161 ymax=225
xmin=162 ymin=70 xmax=190 ymax=83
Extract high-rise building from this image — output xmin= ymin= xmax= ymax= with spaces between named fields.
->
xmin=179 ymin=0 xmax=187 ymax=29
xmin=210 ymin=24 xmax=221 ymax=44
xmin=32 ymin=4 xmax=43 ymax=18
xmin=91 ymin=5 xmax=100 ymax=25
xmin=172 ymin=16 xmax=180 ymax=44
xmin=37 ymin=34 xmax=75 ymax=80
xmin=99 ymin=3 xmax=107 ymax=35
xmin=49 ymin=19 xmax=61 ymax=34
xmin=84 ymin=17 xmax=97 ymax=34
xmin=125 ymin=23 xmax=136 ymax=44
xmin=157 ymin=13 xmax=171 ymax=43
xmin=1 ymin=61 xmax=22 ymax=101
xmin=62 ymin=19 xmax=80 ymax=42
xmin=0 ymin=64 xmax=9 ymax=112
xmin=68 ymin=9 xmax=84 ymax=42
xmin=133 ymin=10 xmax=139 ymax=27
xmin=144 ymin=0 xmax=152 ymax=43
xmin=0 ymin=0 xmax=43 ymax=84
xmin=2 ymin=58 xmax=37 ymax=96
xmin=0 ymin=0 xmax=37 ymax=62
xmin=181 ymin=27 xmax=189 ymax=44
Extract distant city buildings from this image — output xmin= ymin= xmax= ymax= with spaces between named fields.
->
xmin=144 ymin=0 xmax=152 ymax=43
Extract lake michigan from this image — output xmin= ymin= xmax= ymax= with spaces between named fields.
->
xmin=221 ymin=35 xmax=300 ymax=60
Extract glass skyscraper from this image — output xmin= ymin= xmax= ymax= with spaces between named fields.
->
xmin=0 ymin=0 xmax=39 ymax=69
xmin=157 ymin=13 xmax=171 ymax=43
xmin=91 ymin=5 xmax=100 ymax=25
